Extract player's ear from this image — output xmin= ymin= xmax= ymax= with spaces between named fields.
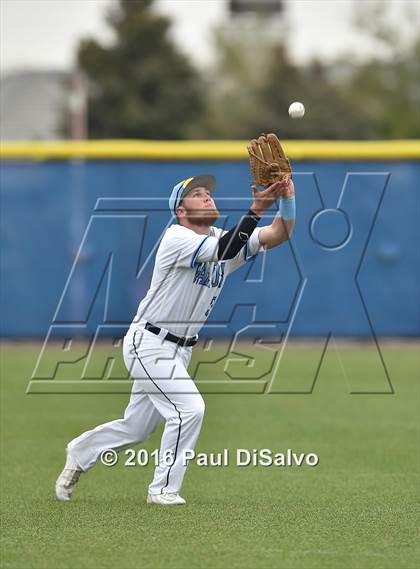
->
xmin=176 ymin=205 xmax=186 ymax=218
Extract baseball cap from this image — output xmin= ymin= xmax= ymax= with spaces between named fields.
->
xmin=169 ymin=175 xmax=216 ymax=215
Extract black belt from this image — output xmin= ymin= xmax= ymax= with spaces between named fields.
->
xmin=144 ymin=322 xmax=198 ymax=347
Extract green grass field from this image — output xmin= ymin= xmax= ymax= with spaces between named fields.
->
xmin=1 ymin=342 xmax=419 ymax=569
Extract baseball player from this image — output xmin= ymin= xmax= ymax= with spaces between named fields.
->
xmin=55 ymin=135 xmax=296 ymax=505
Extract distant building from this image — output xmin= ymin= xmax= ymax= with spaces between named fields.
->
xmin=224 ymin=0 xmax=287 ymax=53
xmin=0 ymin=70 xmax=70 ymax=140
xmin=229 ymin=0 xmax=284 ymax=16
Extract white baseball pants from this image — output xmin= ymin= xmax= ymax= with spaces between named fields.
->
xmin=67 ymin=323 xmax=205 ymax=495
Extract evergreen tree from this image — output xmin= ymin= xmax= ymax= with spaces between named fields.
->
xmin=77 ymin=0 xmax=203 ymax=139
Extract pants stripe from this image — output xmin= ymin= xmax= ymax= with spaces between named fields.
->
xmin=132 ymin=331 xmax=182 ymax=494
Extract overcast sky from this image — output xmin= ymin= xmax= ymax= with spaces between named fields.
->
xmin=0 ymin=0 xmax=418 ymax=74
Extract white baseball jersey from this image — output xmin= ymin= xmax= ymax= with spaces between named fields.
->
xmin=130 ymin=224 xmax=265 ymax=337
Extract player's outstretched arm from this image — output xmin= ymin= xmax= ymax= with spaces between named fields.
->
xmin=258 ymin=179 xmax=296 ymax=250
xmin=217 ymin=180 xmax=285 ymax=261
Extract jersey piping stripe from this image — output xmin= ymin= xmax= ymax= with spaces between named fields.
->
xmin=132 ymin=330 xmax=182 ymax=495
xmin=190 ymin=235 xmax=211 ymax=268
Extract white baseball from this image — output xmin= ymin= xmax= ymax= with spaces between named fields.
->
xmin=288 ymin=101 xmax=305 ymax=119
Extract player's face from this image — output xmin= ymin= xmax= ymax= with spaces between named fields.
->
xmin=177 ymin=187 xmax=220 ymax=226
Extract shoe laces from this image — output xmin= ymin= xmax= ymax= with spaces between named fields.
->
xmin=163 ymin=492 xmax=178 ymax=500
xmin=63 ymin=469 xmax=81 ymax=489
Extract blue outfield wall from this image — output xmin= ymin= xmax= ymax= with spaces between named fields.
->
xmin=0 ymin=159 xmax=419 ymax=338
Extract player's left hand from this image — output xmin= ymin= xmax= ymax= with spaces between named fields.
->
xmin=247 ymin=133 xmax=292 ymax=187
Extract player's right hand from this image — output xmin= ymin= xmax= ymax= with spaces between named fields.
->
xmin=250 ymin=180 xmax=288 ymax=216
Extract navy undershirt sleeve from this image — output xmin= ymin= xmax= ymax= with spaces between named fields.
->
xmin=217 ymin=209 xmax=261 ymax=261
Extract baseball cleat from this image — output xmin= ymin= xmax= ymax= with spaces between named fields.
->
xmin=146 ymin=492 xmax=186 ymax=506
xmin=55 ymin=450 xmax=83 ymax=501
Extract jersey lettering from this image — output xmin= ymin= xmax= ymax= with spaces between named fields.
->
xmin=193 ymin=261 xmax=225 ymax=289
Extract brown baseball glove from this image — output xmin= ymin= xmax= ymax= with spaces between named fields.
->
xmin=247 ymin=133 xmax=292 ymax=187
